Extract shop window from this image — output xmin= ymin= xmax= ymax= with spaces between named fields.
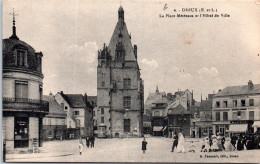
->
xmin=233 ymin=100 xmax=237 ymax=107
xmin=123 ymin=78 xmax=131 ymax=89
xmin=101 ymin=117 xmax=104 ymax=123
xmin=48 ymin=130 xmax=52 ymax=136
xmin=223 ymin=101 xmax=228 ymax=108
xmin=216 ymin=112 xmax=220 ymax=121
xmin=15 ymin=81 xmax=28 ymax=100
xmin=241 ymin=100 xmax=246 ymax=107
xmin=123 ymin=96 xmax=131 ymax=108
xmin=249 ymin=99 xmax=254 ymax=106
xmin=124 ymin=119 xmax=130 ymax=132
xmin=249 ymin=111 xmax=254 ymax=120
xmin=14 ymin=117 xmax=29 ymax=148
xmin=216 ymin=101 xmax=220 ymax=108
xmin=223 ymin=112 xmax=228 ymax=121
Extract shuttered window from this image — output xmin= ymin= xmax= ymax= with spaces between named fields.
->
xmin=15 ymin=81 xmax=28 ymax=100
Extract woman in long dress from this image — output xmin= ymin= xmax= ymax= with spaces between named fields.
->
xmin=224 ymin=137 xmax=234 ymax=151
xmin=203 ymin=137 xmax=211 ymax=152
xmin=176 ymin=133 xmax=185 ymax=153
xmin=211 ymin=135 xmax=219 ymax=151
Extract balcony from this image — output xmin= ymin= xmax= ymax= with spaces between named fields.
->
xmin=3 ymin=97 xmax=49 ymax=113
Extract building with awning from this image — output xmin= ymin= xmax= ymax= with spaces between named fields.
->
xmin=212 ymin=80 xmax=260 ymax=136
xmin=252 ymin=121 xmax=260 ymax=132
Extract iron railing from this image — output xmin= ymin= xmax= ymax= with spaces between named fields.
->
xmin=3 ymin=97 xmax=49 ymax=112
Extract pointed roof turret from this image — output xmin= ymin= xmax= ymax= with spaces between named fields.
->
xmin=156 ymin=85 xmax=159 ymax=93
xmin=9 ymin=8 xmax=19 ymax=40
xmin=118 ymin=6 xmax=124 ymax=23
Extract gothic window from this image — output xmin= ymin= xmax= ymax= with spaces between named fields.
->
xmin=123 ymin=78 xmax=131 ymax=89
xmin=123 ymin=96 xmax=131 ymax=108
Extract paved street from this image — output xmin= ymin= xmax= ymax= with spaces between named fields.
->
xmin=6 ymin=137 xmax=260 ymax=163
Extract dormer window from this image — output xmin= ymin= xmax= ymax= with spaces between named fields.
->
xmin=15 ymin=49 xmax=27 ymax=67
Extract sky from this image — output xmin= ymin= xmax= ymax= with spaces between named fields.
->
xmin=2 ymin=0 xmax=260 ymax=101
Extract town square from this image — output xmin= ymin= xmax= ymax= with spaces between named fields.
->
xmin=2 ymin=0 xmax=260 ymax=163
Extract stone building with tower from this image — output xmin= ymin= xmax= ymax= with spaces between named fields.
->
xmin=2 ymin=13 xmax=49 ymax=151
xmin=96 ymin=6 xmax=144 ymax=138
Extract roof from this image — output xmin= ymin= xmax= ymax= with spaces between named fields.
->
xmin=60 ymin=93 xmax=86 ymax=108
xmin=108 ymin=15 xmax=136 ymax=61
xmin=168 ymin=104 xmax=191 ymax=115
xmin=200 ymin=100 xmax=212 ymax=111
xmin=87 ymin=96 xmax=97 ymax=107
xmin=152 ymin=97 xmax=168 ymax=104
xmin=215 ymin=84 xmax=260 ymax=97
xmin=43 ymin=95 xmax=66 ymax=117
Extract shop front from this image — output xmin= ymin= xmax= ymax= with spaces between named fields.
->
xmin=229 ymin=120 xmax=254 ymax=136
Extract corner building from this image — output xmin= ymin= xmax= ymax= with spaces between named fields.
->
xmin=2 ymin=17 xmax=48 ymax=151
xmin=97 ymin=6 xmax=144 ymax=138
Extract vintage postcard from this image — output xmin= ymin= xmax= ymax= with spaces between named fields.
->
xmin=2 ymin=0 xmax=260 ymax=163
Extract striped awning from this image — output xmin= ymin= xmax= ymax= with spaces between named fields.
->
xmin=153 ymin=126 xmax=163 ymax=132
xmin=229 ymin=124 xmax=247 ymax=133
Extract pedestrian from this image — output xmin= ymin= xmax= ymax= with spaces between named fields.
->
xmin=171 ymin=132 xmax=178 ymax=152
xmin=79 ymin=139 xmax=84 ymax=155
xmin=211 ymin=135 xmax=219 ymax=152
xmin=217 ymin=136 xmax=224 ymax=151
xmin=221 ymin=135 xmax=226 ymax=151
xmin=188 ymin=141 xmax=195 ymax=153
xmin=90 ymin=135 xmax=95 ymax=148
xmin=224 ymin=137 xmax=235 ymax=151
xmin=86 ymin=136 xmax=90 ymax=148
xmin=203 ymin=137 xmax=211 ymax=152
xmin=237 ymin=136 xmax=244 ymax=151
xmin=176 ymin=133 xmax=185 ymax=153
xmin=142 ymin=137 xmax=148 ymax=154
xmin=201 ymin=138 xmax=205 ymax=152
xmin=231 ymin=135 xmax=237 ymax=149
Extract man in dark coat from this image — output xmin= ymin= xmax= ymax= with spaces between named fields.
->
xmin=90 ymin=136 xmax=95 ymax=148
xmin=231 ymin=135 xmax=237 ymax=149
xmin=171 ymin=132 xmax=178 ymax=152
xmin=86 ymin=136 xmax=90 ymax=148
xmin=142 ymin=137 xmax=148 ymax=154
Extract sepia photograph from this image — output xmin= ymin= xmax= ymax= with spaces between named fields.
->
xmin=2 ymin=0 xmax=260 ymax=163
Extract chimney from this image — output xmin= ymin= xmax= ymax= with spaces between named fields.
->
xmin=49 ymin=91 xmax=53 ymax=96
xmin=84 ymin=93 xmax=88 ymax=104
xmin=60 ymin=91 xmax=63 ymax=95
xmin=134 ymin=45 xmax=137 ymax=58
xmin=248 ymin=80 xmax=253 ymax=90
xmin=218 ymin=89 xmax=222 ymax=93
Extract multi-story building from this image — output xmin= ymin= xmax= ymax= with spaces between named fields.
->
xmin=212 ymin=80 xmax=260 ymax=136
xmin=96 ymin=6 xmax=144 ymax=138
xmin=54 ymin=92 xmax=94 ymax=138
xmin=42 ymin=93 xmax=67 ymax=140
xmin=2 ymin=16 xmax=49 ymax=151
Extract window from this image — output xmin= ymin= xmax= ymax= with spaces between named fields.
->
xmin=101 ymin=108 xmax=104 ymax=115
xmin=101 ymin=117 xmax=104 ymax=123
xmin=102 ymin=82 xmax=105 ymax=87
xmin=123 ymin=96 xmax=131 ymax=108
xmin=65 ymin=106 xmax=68 ymax=110
xmin=16 ymin=50 xmax=27 ymax=67
xmin=48 ymin=130 xmax=52 ymax=136
xmin=216 ymin=112 xmax=220 ymax=121
xmin=249 ymin=111 xmax=254 ymax=120
xmin=223 ymin=101 xmax=228 ymax=108
xmin=249 ymin=99 xmax=254 ymax=106
xmin=76 ymin=119 xmax=80 ymax=128
xmin=123 ymin=78 xmax=131 ymax=89
xmin=233 ymin=100 xmax=237 ymax=107
xmin=241 ymin=100 xmax=246 ymax=107
xmin=15 ymin=81 xmax=28 ymax=100
xmin=39 ymin=85 xmax=42 ymax=100
xmin=74 ymin=111 xmax=79 ymax=116
xmin=216 ymin=102 xmax=220 ymax=108
xmin=223 ymin=112 xmax=228 ymax=121
xmin=124 ymin=119 xmax=130 ymax=132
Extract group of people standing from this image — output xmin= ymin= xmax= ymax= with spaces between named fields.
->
xmin=201 ymin=133 xmax=260 ymax=152
xmin=171 ymin=132 xmax=186 ymax=153
xmin=78 ymin=136 xmax=96 ymax=155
